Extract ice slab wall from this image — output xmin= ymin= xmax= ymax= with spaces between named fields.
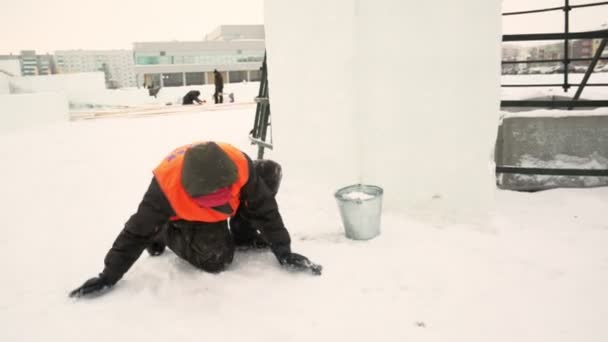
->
xmin=0 ymin=92 xmax=68 ymax=134
xmin=263 ymin=0 xmax=360 ymax=196
xmin=354 ymin=0 xmax=501 ymax=213
xmin=0 ymin=74 xmax=9 ymax=95
xmin=0 ymin=60 xmax=20 ymax=77
xmin=265 ymin=0 xmax=501 ymax=215
xmin=10 ymin=72 xmax=106 ymax=97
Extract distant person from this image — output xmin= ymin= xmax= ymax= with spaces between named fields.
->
xmin=69 ymin=141 xmax=322 ymax=298
xmin=213 ymin=69 xmax=224 ymax=104
xmin=182 ymin=90 xmax=205 ymax=105
xmin=148 ymin=84 xmax=161 ymax=98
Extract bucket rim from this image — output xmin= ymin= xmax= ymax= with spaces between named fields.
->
xmin=334 ymin=183 xmax=383 ymax=201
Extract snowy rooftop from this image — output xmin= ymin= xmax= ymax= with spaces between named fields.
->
xmin=1 ymin=102 xmax=607 ymax=341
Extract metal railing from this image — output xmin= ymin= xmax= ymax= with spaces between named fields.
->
xmin=501 ymin=1 xmax=608 ymax=106
xmin=498 ymin=1 xmax=608 ymax=179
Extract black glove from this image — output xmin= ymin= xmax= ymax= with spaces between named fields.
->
xmin=278 ymin=252 xmax=323 ymax=275
xmin=69 ymin=274 xmax=113 ymax=298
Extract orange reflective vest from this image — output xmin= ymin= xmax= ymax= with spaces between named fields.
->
xmin=153 ymin=142 xmax=249 ymax=222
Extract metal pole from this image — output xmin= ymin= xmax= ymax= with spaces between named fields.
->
xmin=563 ymin=0 xmax=570 ymax=92
xmin=570 ymin=38 xmax=608 ymax=109
xmin=256 ymin=53 xmax=270 ymax=159
xmin=252 ymin=53 xmax=267 ymax=138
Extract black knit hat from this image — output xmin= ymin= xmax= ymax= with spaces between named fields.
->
xmin=181 ymin=142 xmax=238 ymax=197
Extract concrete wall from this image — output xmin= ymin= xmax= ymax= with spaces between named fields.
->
xmin=0 ymin=92 xmax=68 ymax=134
xmin=496 ymin=114 xmax=608 ymax=190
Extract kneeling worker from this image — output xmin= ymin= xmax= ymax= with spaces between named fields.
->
xmin=70 ymin=141 xmax=321 ymax=298
xmin=182 ymin=90 xmax=205 ymax=105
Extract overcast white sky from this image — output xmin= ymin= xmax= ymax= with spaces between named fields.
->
xmin=0 ymin=0 xmax=264 ymax=54
xmin=0 ymin=0 xmax=606 ymax=54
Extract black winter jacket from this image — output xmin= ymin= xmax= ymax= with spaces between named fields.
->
xmin=101 ymin=155 xmax=291 ymax=284
xmin=182 ymin=90 xmax=202 ymax=105
xmin=214 ymin=72 xmax=224 ymax=89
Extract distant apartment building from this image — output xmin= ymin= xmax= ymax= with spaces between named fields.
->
xmin=501 ymin=45 xmax=523 ymax=74
xmin=204 ymin=25 xmax=265 ymax=41
xmin=527 ymin=43 xmax=563 ymax=67
xmin=502 ymin=45 xmax=520 ymax=61
xmin=21 ymin=50 xmax=56 ymax=76
xmin=134 ymin=25 xmax=265 ymax=88
xmin=20 ymin=51 xmax=40 ymax=76
xmin=571 ymin=39 xmax=594 ymax=60
xmin=54 ymin=50 xmax=136 ymax=88
xmin=0 ymin=51 xmax=56 ymax=76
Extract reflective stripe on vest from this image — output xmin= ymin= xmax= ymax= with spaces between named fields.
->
xmin=153 ymin=142 xmax=249 ymax=222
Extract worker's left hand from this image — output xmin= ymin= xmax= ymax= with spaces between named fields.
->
xmin=69 ymin=274 xmax=113 ymax=298
xmin=279 ymin=252 xmax=323 ymax=275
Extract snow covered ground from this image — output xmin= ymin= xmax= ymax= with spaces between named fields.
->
xmin=1 ymin=103 xmax=607 ymax=342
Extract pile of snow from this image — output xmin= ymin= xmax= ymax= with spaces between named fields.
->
xmin=510 ymin=153 xmax=608 ymax=188
xmin=342 ymin=191 xmax=375 ymax=201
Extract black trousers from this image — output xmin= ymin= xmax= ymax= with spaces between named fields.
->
xmin=159 ymin=216 xmax=260 ymax=273
xmin=163 ymin=220 xmax=234 ymax=273
xmin=213 ymin=87 xmax=223 ymax=104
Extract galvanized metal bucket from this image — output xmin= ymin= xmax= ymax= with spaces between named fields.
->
xmin=334 ymin=184 xmax=383 ymax=240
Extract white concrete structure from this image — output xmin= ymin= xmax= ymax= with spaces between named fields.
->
xmin=0 ymin=92 xmax=68 ymax=134
xmin=265 ymin=0 xmax=501 ymax=217
xmin=134 ymin=25 xmax=265 ymax=87
xmin=54 ymin=50 xmax=136 ymax=88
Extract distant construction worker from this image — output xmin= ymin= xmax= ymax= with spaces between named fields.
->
xmin=148 ymin=83 xmax=161 ymax=98
xmin=182 ymin=90 xmax=205 ymax=105
xmin=213 ymin=69 xmax=224 ymax=104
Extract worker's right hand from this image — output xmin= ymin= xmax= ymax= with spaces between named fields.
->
xmin=278 ymin=252 xmax=323 ymax=275
xmin=69 ymin=274 xmax=113 ymax=298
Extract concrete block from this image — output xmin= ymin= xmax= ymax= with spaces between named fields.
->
xmin=496 ymin=115 xmax=608 ymax=190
